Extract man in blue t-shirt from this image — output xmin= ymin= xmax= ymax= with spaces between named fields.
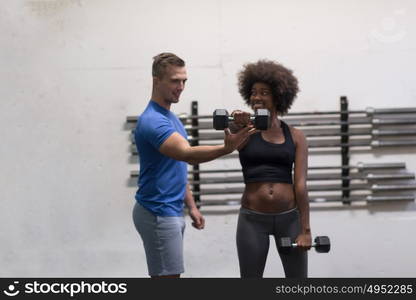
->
xmin=132 ymin=53 xmax=256 ymax=278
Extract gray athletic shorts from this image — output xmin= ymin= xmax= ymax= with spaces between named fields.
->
xmin=132 ymin=202 xmax=186 ymax=276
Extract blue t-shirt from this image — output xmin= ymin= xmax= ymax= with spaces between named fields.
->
xmin=134 ymin=100 xmax=188 ymax=216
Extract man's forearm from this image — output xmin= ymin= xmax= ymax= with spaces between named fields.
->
xmin=159 ymin=127 xmax=254 ymax=165
xmin=185 ymin=144 xmax=231 ymax=165
xmin=184 ymin=184 xmax=197 ymax=209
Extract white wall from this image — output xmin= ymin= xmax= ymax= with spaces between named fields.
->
xmin=1 ymin=0 xmax=416 ymax=277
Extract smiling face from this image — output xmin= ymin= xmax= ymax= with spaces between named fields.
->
xmin=153 ymin=65 xmax=187 ymax=105
xmin=249 ymin=82 xmax=276 ymax=113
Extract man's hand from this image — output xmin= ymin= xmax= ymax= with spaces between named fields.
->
xmin=189 ymin=207 xmax=205 ymax=230
xmin=223 ymin=125 xmax=257 ymax=154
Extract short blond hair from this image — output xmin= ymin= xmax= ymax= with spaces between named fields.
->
xmin=152 ymin=52 xmax=185 ymax=78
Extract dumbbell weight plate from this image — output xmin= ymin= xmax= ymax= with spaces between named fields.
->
xmin=213 ymin=109 xmax=229 ymax=130
xmin=277 ymin=237 xmax=293 ymax=254
xmin=314 ymin=236 xmax=331 ymax=253
xmin=254 ymin=109 xmax=270 ymax=130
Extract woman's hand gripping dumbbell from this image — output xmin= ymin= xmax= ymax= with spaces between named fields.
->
xmin=277 ymin=236 xmax=331 ymax=254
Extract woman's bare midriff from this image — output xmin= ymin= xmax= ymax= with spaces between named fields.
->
xmin=241 ymin=182 xmax=296 ymax=213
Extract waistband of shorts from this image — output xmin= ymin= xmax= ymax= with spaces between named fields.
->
xmin=239 ymin=206 xmax=298 ymax=216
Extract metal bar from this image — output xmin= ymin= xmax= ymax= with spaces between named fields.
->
xmin=130 ymin=162 xmax=407 ymax=177
xmin=309 ymin=183 xmax=366 ymax=192
xmin=304 ymin=139 xmax=387 ymax=148
xmin=186 ymin=117 xmax=416 ymax=128
xmin=284 ymin=110 xmax=361 ymax=116
xmin=309 ymin=183 xmax=416 ymax=192
xmin=193 ymin=173 xmax=416 ymax=182
xmin=287 ymin=107 xmax=416 ymax=116
xmin=371 ymin=184 xmax=416 ymax=191
xmin=365 ymin=195 xmax=415 ymax=201
xmin=126 ymin=107 xmax=416 ymax=123
xmin=307 ymin=117 xmax=416 ymax=126
xmin=294 ymin=139 xmax=416 ymax=148
xmin=131 ymin=137 xmax=416 ymax=149
xmin=307 ymin=139 xmax=371 ymax=148
xmin=189 ymin=163 xmax=406 ymax=172
xmin=332 ymin=162 xmax=405 ymax=170
xmin=186 ymin=172 xmax=415 ymax=184
xmin=198 ymin=195 xmax=415 ymax=206
xmin=178 ymin=118 xmax=416 ymax=131
xmin=182 ymin=128 xmax=416 ymax=141
xmin=370 ymin=129 xmax=416 ymax=137
xmin=130 ymin=128 xmax=416 ymax=144
xmin=367 ymin=107 xmax=416 ymax=115
xmin=132 ymin=146 xmax=400 ymax=156
xmin=308 ymin=162 xmax=406 ymax=171
xmin=371 ymin=118 xmax=416 ymax=125
xmin=311 ymin=195 xmax=415 ymax=203
xmin=193 ymin=183 xmax=416 ymax=195
xmin=371 ymin=140 xmax=416 ymax=147
xmin=363 ymin=173 xmax=415 ymax=180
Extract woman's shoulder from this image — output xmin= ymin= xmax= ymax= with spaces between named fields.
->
xmin=284 ymin=122 xmax=306 ymax=145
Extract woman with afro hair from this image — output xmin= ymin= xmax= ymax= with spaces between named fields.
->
xmin=231 ymin=60 xmax=311 ymax=278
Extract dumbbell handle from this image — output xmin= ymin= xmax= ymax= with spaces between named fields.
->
xmin=290 ymin=242 xmax=317 ymax=248
xmin=229 ymin=115 xmax=256 ymax=121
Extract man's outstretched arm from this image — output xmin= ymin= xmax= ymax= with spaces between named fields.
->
xmin=159 ymin=126 xmax=256 ymax=165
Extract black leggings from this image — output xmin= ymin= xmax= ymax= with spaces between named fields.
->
xmin=236 ymin=207 xmax=308 ymax=278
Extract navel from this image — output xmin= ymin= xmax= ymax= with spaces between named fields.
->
xmin=268 ymin=183 xmax=274 ymax=195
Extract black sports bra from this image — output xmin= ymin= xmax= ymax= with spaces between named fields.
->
xmin=238 ymin=120 xmax=295 ymax=184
